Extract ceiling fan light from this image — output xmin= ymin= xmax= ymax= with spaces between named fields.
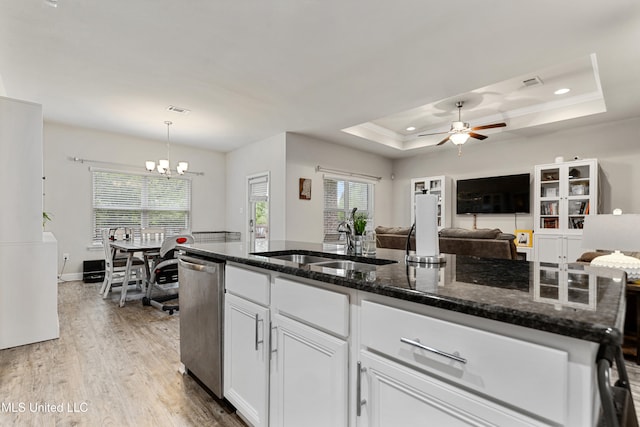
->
xmin=450 ymin=133 xmax=470 ymax=145
xmin=145 ymin=161 xmax=156 ymax=172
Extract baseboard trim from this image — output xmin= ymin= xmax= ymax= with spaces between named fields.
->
xmin=59 ymin=272 xmax=83 ymax=282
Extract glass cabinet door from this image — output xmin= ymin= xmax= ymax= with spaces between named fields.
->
xmin=535 ymin=159 xmax=597 ymax=234
xmin=565 ymin=164 xmax=591 ymax=230
xmin=539 ymin=167 xmax=560 ymax=230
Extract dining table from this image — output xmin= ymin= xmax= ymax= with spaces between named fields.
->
xmin=108 ymin=238 xmax=164 ymax=307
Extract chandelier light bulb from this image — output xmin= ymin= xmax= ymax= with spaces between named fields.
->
xmin=177 ymin=161 xmax=189 ymax=175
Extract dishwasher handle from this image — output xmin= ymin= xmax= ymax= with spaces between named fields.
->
xmin=178 ymin=255 xmax=224 ymax=274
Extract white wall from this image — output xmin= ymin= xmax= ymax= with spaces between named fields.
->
xmin=225 ymin=133 xmax=287 ymax=242
xmin=285 ymin=133 xmax=394 ymax=242
xmin=391 ymin=116 xmax=640 ymax=234
xmin=43 ymin=122 xmax=227 ymax=277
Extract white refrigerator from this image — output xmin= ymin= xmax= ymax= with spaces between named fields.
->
xmin=0 ymin=96 xmax=59 ymax=349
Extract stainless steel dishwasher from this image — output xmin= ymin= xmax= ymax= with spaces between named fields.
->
xmin=178 ymin=254 xmax=225 ymax=399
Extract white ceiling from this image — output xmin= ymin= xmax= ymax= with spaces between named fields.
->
xmin=2 ymin=0 xmax=640 ymax=158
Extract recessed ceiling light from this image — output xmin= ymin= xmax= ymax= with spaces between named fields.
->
xmin=554 ymin=88 xmax=571 ymax=95
xmin=406 ymin=126 xmax=416 ymax=131
xmin=45 ymin=0 xmax=58 ymax=7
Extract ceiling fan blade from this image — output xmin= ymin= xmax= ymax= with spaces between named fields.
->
xmin=468 ymin=132 xmax=487 ymax=140
xmin=418 ymin=130 xmax=449 ymax=137
xmin=436 ymin=135 xmax=450 ymax=146
xmin=471 ymin=122 xmax=506 ymax=131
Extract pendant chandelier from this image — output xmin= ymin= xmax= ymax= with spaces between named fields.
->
xmin=145 ymin=121 xmax=188 ymax=175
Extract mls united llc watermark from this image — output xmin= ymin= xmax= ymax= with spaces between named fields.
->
xmin=1 ymin=401 xmax=89 ymax=413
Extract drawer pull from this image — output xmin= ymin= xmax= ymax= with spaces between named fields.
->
xmin=400 ymin=337 xmax=467 ymax=364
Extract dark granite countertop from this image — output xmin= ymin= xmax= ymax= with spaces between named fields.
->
xmin=179 ymin=240 xmax=627 ymax=346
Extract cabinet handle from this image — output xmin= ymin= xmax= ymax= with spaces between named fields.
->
xmin=270 ymin=325 xmax=277 ymax=354
xmin=356 ymin=361 xmax=366 ymax=416
xmin=400 ymin=337 xmax=467 ymax=364
xmin=254 ymin=314 xmax=263 ymax=350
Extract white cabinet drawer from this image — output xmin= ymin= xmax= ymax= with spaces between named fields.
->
xmin=225 ymin=264 xmax=270 ymax=306
xmin=273 ymin=277 xmax=349 ymax=338
xmin=360 ymin=350 xmax=549 ymax=427
xmin=361 ymin=300 xmax=568 ymax=425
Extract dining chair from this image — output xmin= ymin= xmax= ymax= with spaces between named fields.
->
xmin=143 ymin=233 xmax=194 ymax=314
xmin=99 ymin=228 xmax=146 ymax=302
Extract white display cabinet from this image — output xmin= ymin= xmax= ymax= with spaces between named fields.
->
xmin=410 ymin=176 xmax=450 ymax=230
xmin=533 ymin=159 xmax=598 ymax=262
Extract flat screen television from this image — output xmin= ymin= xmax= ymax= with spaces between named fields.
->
xmin=456 ymin=173 xmax=530 ymax=214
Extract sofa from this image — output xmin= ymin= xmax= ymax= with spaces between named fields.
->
xmin=375 ymin=226 xmax=518 ymax=260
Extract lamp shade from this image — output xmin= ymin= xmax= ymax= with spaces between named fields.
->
xmin=582 ymin=214 xmax=640 ymax=252
xmin=582 ymin=212 xmax=640 ymax=279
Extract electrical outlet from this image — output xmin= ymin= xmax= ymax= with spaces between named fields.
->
xmin=63 ymin=253 xmax=70 ymax=261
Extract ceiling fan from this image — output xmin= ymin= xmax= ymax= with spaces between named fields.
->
xmin=418 ymin=101 xmax=506 ymax=155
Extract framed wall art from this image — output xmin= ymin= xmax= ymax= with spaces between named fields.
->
xmin=299 ymin=178 xmax=311 ymax=200
xmin=514 ymin=229 xmax=533 ymax=247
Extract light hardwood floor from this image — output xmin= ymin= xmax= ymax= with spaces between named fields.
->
xmin=1 ymin=280 xmax=639 ymax=426
xmin=0 ymin=280 xmax=245 ymax=427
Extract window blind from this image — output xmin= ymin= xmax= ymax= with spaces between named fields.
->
xmin=323 ymin=177 xmax=373 ymax=237
xmin=92 ymin=169 xmax=191 ymax=242
xmin=249 ymin=175 xmax=269 ymax=202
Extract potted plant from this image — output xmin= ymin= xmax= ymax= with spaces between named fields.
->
xmin=353 ymin=212 xmax=367 ymax=236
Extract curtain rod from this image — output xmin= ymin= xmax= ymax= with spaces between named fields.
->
xmin=315 ymin=165 xmax=382 ymax=182
xmin=68 ymin=156 xmax=204 ymax=176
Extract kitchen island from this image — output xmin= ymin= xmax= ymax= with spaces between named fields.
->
xmin=179 ymin=240 xmax=629 ymax=427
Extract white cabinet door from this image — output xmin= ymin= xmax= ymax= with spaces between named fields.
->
xmin=358 ymin=351 xmax=546 ymax=427
xmin=534 ymin=234 xmax=584 ymax=264
xmin=224 ymin=293 xmax=270 ymax=427
xmin=565 ymin=235 xmax=585 ymax=263
xmin=270 ymin=313 xmax=348 ymax=427
xmin=534 ymin=234 xmax=563 ymax=263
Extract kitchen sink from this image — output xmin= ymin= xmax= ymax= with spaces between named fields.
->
xmin=266 ymin=254 xmax=336 ymax=264
xmin=254 ymin=250 xmax=397 ymax=266
xmin=312 ymin=260 xmax=377 ymax=272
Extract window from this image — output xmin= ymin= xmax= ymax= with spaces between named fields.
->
xmin=323 ymin=177 xmax=374 ymax=238
xmin=92 ymin=169 xmax=191 ymax=242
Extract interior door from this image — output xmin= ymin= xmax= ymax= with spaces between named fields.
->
xmin=248 ymin=173 xmax=270 ymax=252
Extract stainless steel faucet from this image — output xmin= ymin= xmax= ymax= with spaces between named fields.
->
xmin=337 ymin=208 xmax=358 ymax=253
